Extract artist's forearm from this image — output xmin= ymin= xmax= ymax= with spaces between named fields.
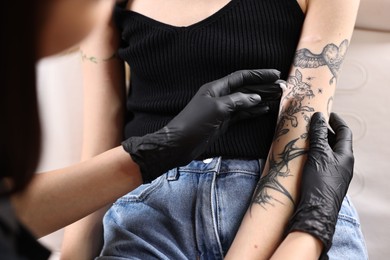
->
xmin=11 ymin=147 xmax=142 ymax=237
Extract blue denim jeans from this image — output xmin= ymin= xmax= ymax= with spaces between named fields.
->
xmin=98 ymin=157 xmax=367 ymax=259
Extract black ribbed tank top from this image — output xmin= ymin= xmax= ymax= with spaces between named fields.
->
xmin=115 ymin=0 xmax=304 ymax=159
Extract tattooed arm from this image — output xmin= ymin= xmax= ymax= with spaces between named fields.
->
xmin=226 ymin=0 xmax=360 ymax=258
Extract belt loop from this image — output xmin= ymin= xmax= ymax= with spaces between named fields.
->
xmin=166 ymin=167 xmax=179 ymax=181
xmin=213 ymin=157 xmax=222 ymax=173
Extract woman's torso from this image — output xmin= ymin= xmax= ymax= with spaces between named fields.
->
xmin=115 ymin=0 xmax=305 ymax=159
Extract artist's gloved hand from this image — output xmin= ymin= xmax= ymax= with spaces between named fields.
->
xmin=122 ymin=69 xmax=280 ymax=183
xmin=287 ymin=112 xmax=354 ymax=259
xmin=236 ymin=80 xmax=284 ymax=101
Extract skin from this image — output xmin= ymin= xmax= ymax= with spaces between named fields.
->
xmin=60 ymin=0 xmax=359 ymax=259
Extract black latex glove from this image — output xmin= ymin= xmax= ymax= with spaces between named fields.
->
xmin=287 ymin=112 xmax=354 ymax=259
xmin=122 ymin=69 xmax=281 ymax=183
xmin=235 ymin=80 xmax=284 ymax=101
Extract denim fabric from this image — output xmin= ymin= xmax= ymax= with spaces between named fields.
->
xmin=327 ymin=196 xmax=368 ymax=260
xmin=98 ymin=157 xmax=367 ymax=260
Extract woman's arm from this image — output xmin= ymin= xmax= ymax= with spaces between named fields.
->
xmin=11 ymin=147 xmax=142 ymax=238
xmin=271 ymin=112 xmax=355 ymax=260
xmin=270 ymin=231 xmax=323 ymax=260
xmin=226 ymin=0 xmax=360 ymax=258
xmin=61 ymin=15 xmax=126 ymax=260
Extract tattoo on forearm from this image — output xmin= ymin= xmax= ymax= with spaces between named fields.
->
xmin=252 ymin=42 xmax=344 ymax=210
xmin=80 ymin=50 xmax=117 ymax=64
xmin=255 ymin=69 xmax=316 ymax=208
xmin=252 ymin=138 xmax=307 ymax=208
xmin=300 ymin=115 xmax=310 ymax=139
xmin=293 ymin=39 xmax=349 ymax=84
xmin=274 ymin=69 xmax=315 ymax=140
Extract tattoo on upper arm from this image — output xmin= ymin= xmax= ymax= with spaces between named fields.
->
xmin=80 ymin=50 xmax=117 ymax=64
xmin=293 ymin=39 xmax=349 ymax=84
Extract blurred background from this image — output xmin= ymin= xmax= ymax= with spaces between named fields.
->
xmin=35 ymin=0 xmax=390 ymax=259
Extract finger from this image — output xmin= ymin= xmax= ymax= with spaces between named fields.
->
xmin=308 ymin=112 xmax=328 ymax=150
xmin=329 ymin=113 xmax=353 ymax=154
xmin=217 ymin=92 xmax=262 ymax=112
xmin=235 ymin=83 xmax=282 ymax=101
xmin=327 ymin=127 xmax=336 ymax=147
xmin=241 ymin=69 xmax=281 ymax=84
xmin=276 ymin=79 xmax=288 ymax=90
xmin=201 ymin=69 xmax=281 ymax=97
xmin=229 ymin=105 xmax=270 ymax=125
xmin=227 ymin=69 xmax=281 ymax=89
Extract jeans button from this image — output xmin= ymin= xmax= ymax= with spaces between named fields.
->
xmin=202 ymin=158 xmax=213 ymax=164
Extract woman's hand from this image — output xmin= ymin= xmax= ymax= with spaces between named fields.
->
xmin=122 ymin=69 xmax=281 ymax=183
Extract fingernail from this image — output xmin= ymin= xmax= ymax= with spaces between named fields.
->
xmin=250 ymin=94 xmax=262 ymax=102
xmin=279 ymin=82 xmax=287 ymax=91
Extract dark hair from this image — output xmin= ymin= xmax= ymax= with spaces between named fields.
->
xmin=0 ymin=1 xmax=44 ymax=195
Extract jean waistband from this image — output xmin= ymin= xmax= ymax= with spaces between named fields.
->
xmin=176 ymin=157 xmax=265 ymax=174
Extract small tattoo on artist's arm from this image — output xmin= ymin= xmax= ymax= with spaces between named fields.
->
xmin=80 ymin=50 xmax=117 ymax=64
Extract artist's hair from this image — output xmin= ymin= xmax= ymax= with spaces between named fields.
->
xmin=0 ymin=1 xmax=47 ymax=195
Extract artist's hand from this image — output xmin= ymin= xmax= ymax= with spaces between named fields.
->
xmin=287 ymin=112 xmax=354 ymax=259
xmin=122 ymin=69 xmax=281 ymax=183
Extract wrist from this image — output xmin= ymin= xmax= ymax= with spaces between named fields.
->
xmin=115 ymin=146 xmax=143 ymax=185
xmin=287 ymin=204 xmax=336 ymax=254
